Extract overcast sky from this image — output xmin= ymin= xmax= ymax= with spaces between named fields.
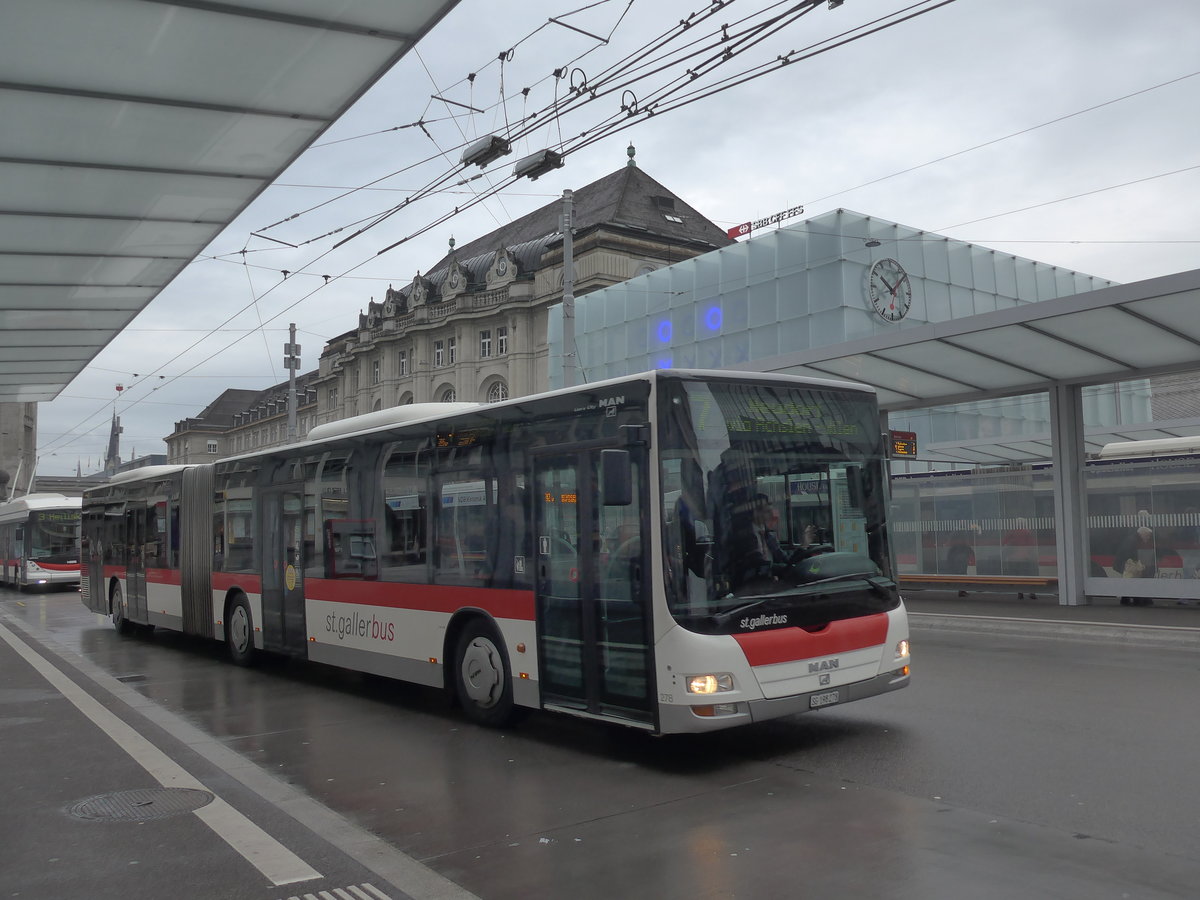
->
xmin=35 ymin=0 xmax=1200 ymax=476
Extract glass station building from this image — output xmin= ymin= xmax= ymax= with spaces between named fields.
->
xmin=550 ymin=209 xmax=1200 ymax=597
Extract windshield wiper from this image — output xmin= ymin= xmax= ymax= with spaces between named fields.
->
xmin=804 ymin=572 xmax=895 ymax=598
xmin=709 ymin=573 xmax=896 ymax=628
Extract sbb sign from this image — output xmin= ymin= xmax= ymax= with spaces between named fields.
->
xmin=726 ymin=204 xmax=805 ymax=240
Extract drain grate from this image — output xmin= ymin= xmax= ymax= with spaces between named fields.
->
xmin=69 ymin=787 xmax=214 ymax=822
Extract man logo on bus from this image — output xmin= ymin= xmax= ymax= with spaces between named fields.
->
xmin=809 ymin=659 xmax=839 ymax=674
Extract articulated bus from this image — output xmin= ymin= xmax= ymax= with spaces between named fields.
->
xmin=82 ymin=370 xmax=910 ymax=734
xmin=0 ymin=493 xmax=82 ymax=590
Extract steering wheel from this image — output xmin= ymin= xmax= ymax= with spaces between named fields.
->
xmin=787 ymin=543 xmax=833 ymax=565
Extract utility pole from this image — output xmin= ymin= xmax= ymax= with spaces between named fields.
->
xmin=284 ymin=323 xmax=301 ymax=442
xmin=561 ymin=189 xmax=576 ymax=388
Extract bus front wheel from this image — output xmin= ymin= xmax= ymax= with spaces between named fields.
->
xmin=111 ymin=582 xmax=134 ymax=635
xmin=454 ymin=621 xmax=519 ymax=727
xmin=225 ymin=595 xmax=256 ymax=667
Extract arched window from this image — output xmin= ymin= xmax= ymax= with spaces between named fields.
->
xmin=399 ymin=392 xmax=414 ymax=406
xmin=372 ymin=398 xmax=382 ymax=412
xmin=440 ymin=388 xmax=456 ymax=403
xmin=486 ymin=381 xmax=509 ymax=403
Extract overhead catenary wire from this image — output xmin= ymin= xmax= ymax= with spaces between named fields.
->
xmin=38 ymin=0 xmax=1189 ymax=464
xmin=255 ymin=0 xmax=789 ymax=249
xmin=38 ymin=0 xmax=1115 ymax=453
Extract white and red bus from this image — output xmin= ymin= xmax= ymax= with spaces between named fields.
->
xmin=0 ymin=493 xmax=82 ymax=590
xmin=82 ymin=370 xmax=910 ymax=733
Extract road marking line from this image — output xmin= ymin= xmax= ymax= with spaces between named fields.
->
xmin=0 ymin=620 xmax=321 ymax=887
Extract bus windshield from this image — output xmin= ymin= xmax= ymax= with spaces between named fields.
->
xmin=659 ymin=377 xmax=898 ymax=635
xmin=29 ymin=509 xmax=81 ymax=563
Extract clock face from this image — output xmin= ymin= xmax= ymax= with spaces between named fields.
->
xmin=496 ymin=257 xmax=508 ymax=276
xmin=449 ymin=270 xmax=461 ymax=290
xmin=868 ymin=258 xmax=912 ymax=322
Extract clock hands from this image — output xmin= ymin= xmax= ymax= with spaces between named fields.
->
xmin=871 ymin=259 xmax=911 ymax=320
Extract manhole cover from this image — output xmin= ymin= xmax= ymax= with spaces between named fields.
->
xmin=69 ymin=787 xmax=214 ymax=821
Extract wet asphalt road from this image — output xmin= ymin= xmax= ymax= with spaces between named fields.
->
xmin=3 ymin=585 xmax=1199 ymax=899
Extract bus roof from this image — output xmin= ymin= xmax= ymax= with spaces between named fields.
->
xmin=0 ymin=492 xmax=81 ymax=519
xmin=1096 ymin=436 xmax=1200 ymax=459
xmin=306 ymin=401 xmax=482 ymax=443
xmin=97 ymin=464 xmax=194 ymax=488
xmin=217 ymin=368 xmax=877 ymax=464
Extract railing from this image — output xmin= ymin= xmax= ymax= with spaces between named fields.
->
xmin=428 ymin=298 xmax=458 ymax=319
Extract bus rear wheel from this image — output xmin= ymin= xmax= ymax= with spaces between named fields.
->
xmin=225 ymin=595 xmax=256 ymax=667
xmin=111 ymin=582 xmax=134 ymax=635
xmin=454 ymin=621 xmax=519 ymax=727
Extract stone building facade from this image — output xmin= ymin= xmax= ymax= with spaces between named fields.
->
xmin=310 ymin=161 xmax=733 ymax=425
xmin=165 ymin=160 xmax=732 ymax=457
xmin=165 ymin=375 xmax=319 ymax=465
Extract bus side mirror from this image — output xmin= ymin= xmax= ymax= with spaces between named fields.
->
xmin=601 ymin=450 xmax=633 ymax=506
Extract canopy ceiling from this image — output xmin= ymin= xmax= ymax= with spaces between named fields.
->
xmin=0 ymin=0 xmax=460 ymax=402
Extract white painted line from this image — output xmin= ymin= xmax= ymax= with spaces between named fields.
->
xmin=0 ymin=620 xmax=321 ymax=887
xmin=2 ymin=607 xmax=480 ymax=900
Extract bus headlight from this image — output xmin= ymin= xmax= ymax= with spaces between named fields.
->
xmin=686 ymin=673 xmax=734 ymax=694
xmin=895 ymin=640 xmax=910 ymax=659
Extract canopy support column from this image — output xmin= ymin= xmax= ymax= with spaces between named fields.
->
xmin=1050 ymin=384 xmax=1088 ymax=605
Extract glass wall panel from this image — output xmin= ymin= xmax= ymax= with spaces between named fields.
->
xmin=1086 ymin=457 xmax=1200 ymax=594
xmin=1035 ymin=265 xmax=1057 ymax=300
xmin=995 ymin=254 xmax=1018 ymax=298
xmin=890 ymin=467 xmax=1056 ymax=578
xmin=747 ymin=281 xmax=778 ymax=328
xmin=971 ymin=246 xmax=996 ymax=294
xmin=750 ymin=324 xmax=778 ymax=360
xmin=778 ymin=317 xmax=809 ymax=355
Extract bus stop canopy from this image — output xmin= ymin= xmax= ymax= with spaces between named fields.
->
xmin=0 ymin=0 xmax=460 ymax=403
xmin=746 ymin=267 xmax=1200 ymax=464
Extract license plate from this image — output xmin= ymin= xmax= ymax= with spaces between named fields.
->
xmin=809 ymin=690 xmax=839 ymax=709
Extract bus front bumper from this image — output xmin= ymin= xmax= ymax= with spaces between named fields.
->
xmin=657 ymin=668 xmax=910 ymax=734
xmin=23 ymin=565 xmax=81 ymax=588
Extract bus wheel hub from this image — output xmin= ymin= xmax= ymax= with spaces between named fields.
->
xmin=461 ymin=638 xmax=501 ymax=707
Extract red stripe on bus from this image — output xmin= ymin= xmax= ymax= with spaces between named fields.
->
xmin=33 ymin=561 xmax=80 ymax=572
xmin=732 ymin=614 xmax=890 ymax=667
xmin=212 ymin=572 xmax=263 ymax=593
xmin=305 ymin=579 xmax=536 ymax=621
xmin=103 ymin=566 xmax=126 ymax=579
xmin=145 ymin=568 xmax=182 ymax=586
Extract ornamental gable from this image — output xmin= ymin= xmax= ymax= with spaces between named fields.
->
xmin=410 ymin=274 xmax=432 ymax=307
xmin=441 ymin=262 xmax=468 ymax=300
xmin=486 ymin=248 xmax=516 ymax=288
xmin=383 ymin=284 xmax=407 ymax=317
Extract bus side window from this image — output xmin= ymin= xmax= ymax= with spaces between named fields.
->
xmin=434 ymin=477 xmax=490 ymax=586
xmin=324 ymin=519 xmax=378 ymax=579
xmin=380 ymin=444 xmax=429 ymax=583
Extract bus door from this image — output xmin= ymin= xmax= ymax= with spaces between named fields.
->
xmin=123 ymin=504 xmax=149 ymax=622
xmin=533 ymin=447 xmax=653 ymax=725
xmin=261 ymin=487 xmax=306 ymax=655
